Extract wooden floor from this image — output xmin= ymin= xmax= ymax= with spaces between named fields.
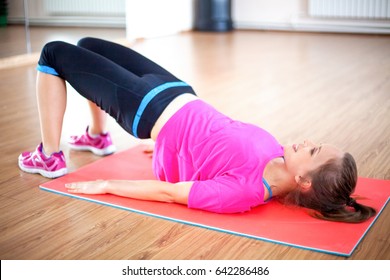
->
xmin=0 ymin=27 xmax=389 ymax=260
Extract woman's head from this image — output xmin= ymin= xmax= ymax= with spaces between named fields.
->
xmin=283 ymin=140 xmax=344 ymax=183
xmin=282 ymin=140 xmax=376 ymax=223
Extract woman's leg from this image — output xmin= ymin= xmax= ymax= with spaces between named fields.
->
xmin=19 ymin=41 xmax=128 ymax=178
xmin=37 ymin=40 xmax=189 ymax=139
xmin=37 ymin=40 xmax=149 ymax=136
xmin=87 ymin=100 xmax=107 ymax=135
xmin=18 ymin=71 xmax=68 ymax=178
xmin=36 ymin=72 xmax=67 ymax=155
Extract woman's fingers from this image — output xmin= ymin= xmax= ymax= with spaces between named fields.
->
xmin=65 ymin=182 xmax=83 ymax=193
xmin=65 ymin=180 xmax=107 ymax=194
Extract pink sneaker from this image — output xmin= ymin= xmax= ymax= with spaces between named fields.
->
xmin=68 ymin=127 xmax=116 ymax=156
xmin=18 ymin=143 xmax=68 ymax=178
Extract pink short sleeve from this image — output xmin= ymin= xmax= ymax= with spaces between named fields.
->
xmin=188 ymin=175 xmax=263 ymax=213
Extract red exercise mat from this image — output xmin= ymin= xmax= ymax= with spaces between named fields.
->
xmin=40 ymin=145 xmax=390 ymax=257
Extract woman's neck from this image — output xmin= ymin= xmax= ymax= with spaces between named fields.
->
xmin=263 ymin=157 xmax=295 ymax=197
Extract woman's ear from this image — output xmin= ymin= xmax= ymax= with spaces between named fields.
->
xmin=295 ymin=175 xmax=312 ymax=191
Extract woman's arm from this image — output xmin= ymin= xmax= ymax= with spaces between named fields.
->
xmin=65 ymin=180 xmax=192 ymax=205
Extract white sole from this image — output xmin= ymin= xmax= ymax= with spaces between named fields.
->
xmin=68 ymin=144 xmax=116 ymax=156
xmin=18 ymin=160 xmax=68 ymax=178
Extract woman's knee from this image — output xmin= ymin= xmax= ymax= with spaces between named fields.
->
xmin=77 ymin=37 xmax=100 ymax=49
xmin=39 ymin=41 xmax=67 ymax=66
xmin=42 ymin=41 xmax=67 ymax=53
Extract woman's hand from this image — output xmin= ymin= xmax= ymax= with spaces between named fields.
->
xmin=65 ymin=180 xmax=108 ymax=194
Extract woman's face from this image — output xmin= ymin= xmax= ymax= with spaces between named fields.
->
xmin=283 ymin=140 xmax=344 ymax=179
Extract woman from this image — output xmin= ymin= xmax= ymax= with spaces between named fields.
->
xmin=18 ymin=37 xmax=376 ymax=223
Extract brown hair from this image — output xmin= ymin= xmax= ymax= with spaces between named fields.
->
xmin=282 ymin=153 xmax=376 ymax=223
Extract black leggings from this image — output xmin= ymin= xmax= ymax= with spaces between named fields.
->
xmin=37 ymin=37 xmax=196 ymax=139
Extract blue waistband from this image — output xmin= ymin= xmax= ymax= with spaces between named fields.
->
xmin=132 ymin=81 xmax=190 ymax=138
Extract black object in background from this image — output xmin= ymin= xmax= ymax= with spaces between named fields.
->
xmin=195 ymin=0 xmax=233 ymax=32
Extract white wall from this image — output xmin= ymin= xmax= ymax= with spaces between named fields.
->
xmin=233 ymin=0 xmax=390 ymax=34
xmin=8 ymin=0 xmax=126 ymax=27
xmin=233 ymin=0 xmax=307 ymax=29
xmin=125 ymin=0 xmax=194 ymax=40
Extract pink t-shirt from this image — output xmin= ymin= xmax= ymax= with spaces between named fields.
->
xmin=153 ymin=100 xmax=284 ymax=213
